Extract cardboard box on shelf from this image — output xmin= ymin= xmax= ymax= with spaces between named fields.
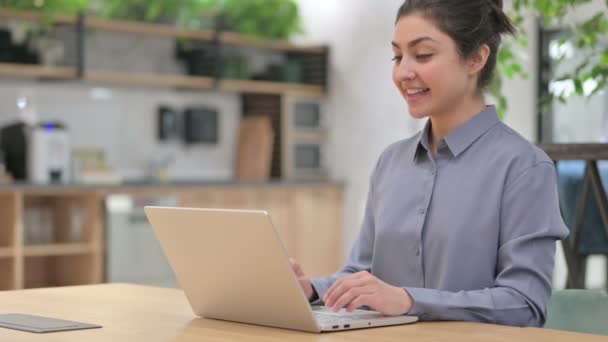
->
xmin=235 ymin=116 xmax=274 ymax=182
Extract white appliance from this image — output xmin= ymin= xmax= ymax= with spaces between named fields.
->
xmin=28 ymin=123 xmax=71 ymax=184
xmin=105 ymin=194 xmax=178 ymax=288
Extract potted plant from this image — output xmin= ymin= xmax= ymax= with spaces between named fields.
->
xmin=219 ymin=0 xmax=302 ymax=40
xmin=491 ymin=0 xmax=607 ymax=118
xmin=94 ymin=0 xmax=217 ymax=29
xmin=0 ymin=0 xmax=89 ymax=65
xmin=500 ymin=0 xmax=608 ymax=290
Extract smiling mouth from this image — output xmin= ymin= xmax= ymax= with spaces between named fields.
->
xmin=406 ymin=88 xmax=429 ymax=95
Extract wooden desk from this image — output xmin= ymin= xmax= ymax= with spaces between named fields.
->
xmin=0 ymin=284 xmax=604 ymax=341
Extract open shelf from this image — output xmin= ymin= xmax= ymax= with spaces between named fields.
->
xmin=0 ymin=8 xmax=326 ymax=54
xmin=19 ymin=192 xmax=103 ymax=289
xmin=0 ymin=258 xmax=14 ymax=290
xmin=24 ymin=254 xmax=98 ymax=288
xmin=0 ymin=193 xmax=17 ymax=249
xmin=220 ymin=79 xmax=325 ymax=97
xmin=23 ymin=243 xmax=94 ymax=257
xmin=84 ymin=72 xmax=324 ymax=96
xmin=86 ymin=70 xmax=215 ymax=90
xmin=86 ymin=17 xmax=215 ymax=41
xmin=0 ymin=63 xmax=78 ymax=80
xmin=0 ymin=8 xmax=328 ymax=96
xmin=218 ymin=32 xmax=325 ymax=54
xmin=0 ymin=8 xmax=76 ymax=25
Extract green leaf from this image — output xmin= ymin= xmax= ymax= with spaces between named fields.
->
xmin=602 ymin=49 xmax=608 ymax=66
xmin=574 ymin=79 xmax=584 ymax=95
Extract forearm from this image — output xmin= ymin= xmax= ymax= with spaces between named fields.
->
xmin=405 ymin=286 xmax=542 ymax=327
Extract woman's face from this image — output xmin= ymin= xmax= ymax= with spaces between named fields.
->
xmin=392 ymin=15 xmax=476 ymax=119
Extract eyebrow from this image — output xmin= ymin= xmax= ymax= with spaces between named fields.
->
xmin=391 ymin=37 xmax=437 ymax=49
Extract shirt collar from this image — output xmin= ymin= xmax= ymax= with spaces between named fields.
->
xmin=413 ymin=105 xmax=500 ymax=161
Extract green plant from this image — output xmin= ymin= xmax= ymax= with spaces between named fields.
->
xmin=96 ymin=0 xmax=217 ymax=28
xmin=0 ymin=0 xmax=89 ymax=23
xmin=220 ymin=0 xmax=302 ymax=40
xmin=491 ymin=0 xmax=608 ymax=119
xmin=98 ymin=0 xmax=302 ymax=40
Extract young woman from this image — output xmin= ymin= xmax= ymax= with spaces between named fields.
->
xmin=291 ymin=0 xmax=569 ymax=327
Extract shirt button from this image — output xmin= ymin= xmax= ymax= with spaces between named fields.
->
xmin=418 ymin=208 xmax=426 ymax=215
xmin=431 ymin=169 xmax=435 ymax=175
xmin=416 ymin=248 xmax=421 ymax=256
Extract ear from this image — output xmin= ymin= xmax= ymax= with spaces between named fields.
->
xmin=468 ymin=44 xmax=491 ymax=76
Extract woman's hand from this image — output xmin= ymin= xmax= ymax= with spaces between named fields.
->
xmin=289 ymin=258 xmax=314 ymax=300
xmin=323 ymin=271 xmax=414 ymax=316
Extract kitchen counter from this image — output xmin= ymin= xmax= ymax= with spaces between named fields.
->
xmin=0 ymin=180 xmax=344 ymax=195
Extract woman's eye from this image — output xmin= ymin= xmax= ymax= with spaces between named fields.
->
xmin=392 ymin=56 xmax=402 ymax=63
xmin=416 ymin=54 xmax=433 ymax=61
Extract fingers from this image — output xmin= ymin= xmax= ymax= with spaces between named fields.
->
xmin=323 ymin=271 xmax=365 ymax=302
xmin=289 ymin=258 xmax=304 ymax=277
xmin=330 ymin=286 xmax=370 ymax=312
xmin=324 ymin=272 xmax=372 ymax=309
xmin=346 ymin=294 xmax=373 ymax=312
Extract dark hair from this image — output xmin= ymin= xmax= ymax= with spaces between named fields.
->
xmin=396 ymin=0 xmax=516 ymax=90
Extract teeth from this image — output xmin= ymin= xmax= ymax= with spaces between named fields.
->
xmin=406 ymin=88 xmax=427 ymax=95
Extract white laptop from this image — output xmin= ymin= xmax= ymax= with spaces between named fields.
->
xmin=144 ymin=206 xmax=418 ymax=332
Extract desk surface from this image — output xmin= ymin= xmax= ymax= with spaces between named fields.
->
xmin=0 ymin=284 xmax=604 ymax=342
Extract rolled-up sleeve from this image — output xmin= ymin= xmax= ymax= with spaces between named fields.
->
xmin=405 ymin=162 xmax=569 ymax=326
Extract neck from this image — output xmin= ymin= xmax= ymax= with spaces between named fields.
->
xmin=429 ymin=95 xmax=486 ymax=150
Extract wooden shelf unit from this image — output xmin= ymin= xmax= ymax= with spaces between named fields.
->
xmin=220 ymin=79 xmax=325 ymax=98
xmin=0 ymin=247 xmax=13 ymax=258
xmin=0 ymin=184 xmax=343 ymax=290
xmin=217 ymin=31 xmax=326 ymax=54
xmin=0 ymin=63 xmax=78 ymax=80
xmin=85 ymin=70 xmax=215 ymax=90
xmin=23 ymin=243 xmax=95 ymax=257
xmin=0 ymin=7 xmax=76 ymax=25
xmin=24 ymin=254 xmax=99 ymax=289
xmin=0 ymin=8 xmax=326 ymax=54
xmin=0 ymin=192 xmax=21 ymax=290
xmin=0 ymin=258 xmax=14 ymax=290
xmin=0 ymin=191 xmax=105 ymax=290
xmin=0 ymin=8 xmax=328 ymax=96
xmin=86 ymin=17 xmax=215 ymax=40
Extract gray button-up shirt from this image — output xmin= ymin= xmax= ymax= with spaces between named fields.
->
xmin=311 ymin=106 xmax=569 ymax=327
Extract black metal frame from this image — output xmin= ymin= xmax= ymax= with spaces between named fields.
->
xmin=541 ymin=144 xmax=608 ymax=289
xmin=75 ymin=13 xmax=85 ymax=78
xmin=536 ymin=25 xmax=564 ymax=144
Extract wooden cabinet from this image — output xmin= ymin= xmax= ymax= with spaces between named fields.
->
xmin=177 ymin=185 xmax=343 ymax=279
xmin=0 ymin=190 xmax=103 ymax=290
xmin=287 ymin=187 xmax=343 ymax=278
xmin=0 ymin=184 xmax=343 ymax=290
xmin=0 ymin=192 xmax=20 ymax=290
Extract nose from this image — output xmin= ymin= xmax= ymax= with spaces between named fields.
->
xmin=394 ymin=59 xmax=416 ymax=81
